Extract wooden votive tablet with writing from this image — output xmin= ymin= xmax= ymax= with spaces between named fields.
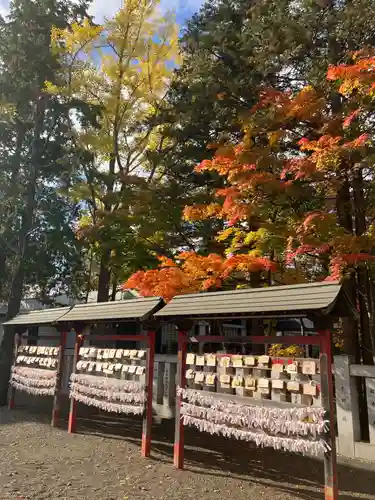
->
xmin=303 ymin=383 xmax=317 ymax=396
xmin=302 ymin=360 xmax=316 ymax=375
xmin=205 ymin=373 xmax=216 ymax=386
xmin=219 ymin=373 xmax=231 ymax=388
xmin=186 ymin=353 xmax=195 ymax=365
xmin=231 ymin=376 xmax=243 ymax=388
xmin=219 ymin=356 xmax=231 ymax=368
xmin=232 ymin=355 xmax=243 ymax=368
xmin=195 ymin=355 xmax=205 ymax=367
xmin=286 ymin=362 xmax=299 ymax=374
xmin=206 ymin=354 xmax=216 ymax=367
xmin=272 ymin=379 xmax=286 ymax=390
xmin=244 ymin=356 xmax=256 ymax=367
xmin=287 ymin=380 xmax=300 ymax=392
xmin=258 ymin=355 xmax=270 ymax=367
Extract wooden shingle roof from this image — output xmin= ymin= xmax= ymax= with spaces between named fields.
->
xmin=3 ymin=307 xmax=71 ymax=326
xmin=58 ymin=297 xmax=164 ymax=323
xmin=155 ymin=281 xmax=355 ymax=319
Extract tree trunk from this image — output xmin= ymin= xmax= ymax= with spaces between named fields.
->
xmin=352 ymin=168 xmax=374 ymax=364
xmin=0 ymin=247 xmax=7 ymax=301
xmin=0 ymin=95 xmax=46 ymax=406
xmin=369 ymin=281 xmax=375 ymax=360
xmin=97 ymin=155 xmax=116 ymax=303
xmin=324 ymin=0 xmax=370 ymax=441
xmin=111 ymin=276 xmax=118 ymax=301
xmin=0 ymin=119 xmax=27 ymax=301
xmin=336 ymin=176 xmax=353 ymax=231
xmin=335 ymin=177 xmax=360 ymax=357
xmin=325 ymin=0 xmax=361 ymax=358
xmin=97 ymin=248 xmax=111 ymax=302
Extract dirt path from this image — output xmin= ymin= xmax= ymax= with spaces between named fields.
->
xmin=1 ymin=403 xmax=375 ymax=500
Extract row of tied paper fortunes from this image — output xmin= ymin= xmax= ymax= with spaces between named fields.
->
xmin=186 ymin=353 xmax=317 ymax=375
xmin=79 ymin=347 xmax=145 ymax=360
xmin=186 ymin=370 xmax=318 ymax=395
xmin=76 ymin=360 xmax=145 ymax=376
xmin=18 ymin=345 xmax=60 ymax=356
xmin=16 ymin=356 xmax=58 ymax=368
xmin=177 ymin=388 xmax=326 ymax=455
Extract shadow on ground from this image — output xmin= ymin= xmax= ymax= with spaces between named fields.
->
xmin=2 ymin=395 xmax=375 ymax=500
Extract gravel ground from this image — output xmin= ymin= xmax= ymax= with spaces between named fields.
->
xmin=1 ymin=398 xmax=375 ymax=500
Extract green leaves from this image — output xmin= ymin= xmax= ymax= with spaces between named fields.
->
xmin=0 ymin=0 xmax=92 ymax=302
xmin=45 ymin=1 xmax=183 ymax=300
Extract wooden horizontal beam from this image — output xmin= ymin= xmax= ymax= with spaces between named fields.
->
xmin=350 ymin=364 xmax=375 ymax=378
xmin=21 ymin=335 xmax=62 ymax=340
xmin=187 ymin=335 xmax=322 ymax=346
xmin=82 ymin=334 xmax=150 ymax=343
xmin=168 ymin=313 xmax=307 ymax=320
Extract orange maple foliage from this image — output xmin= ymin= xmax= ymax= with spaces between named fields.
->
xmin=124 ymin=253 xmax=276 ymax=301
xmin=124 ymin=51 xmax=375 ymax=300
xmin=343 ymin=109 xmax=361 ymax=128
xmin=327 ymin=51 xmax=375 ymax=96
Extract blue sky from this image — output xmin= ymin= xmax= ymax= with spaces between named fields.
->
xmin=0 ymin=0 xmax=204 ymax=25
xmin=90 ymin=0 xmax=203 ymax=24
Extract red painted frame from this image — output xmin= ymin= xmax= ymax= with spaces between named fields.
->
xmin=8 ymin=332 xmax=68 ymax=428
xmin=174 ymin=330 xmax=338 ymax=500
xmin=68 ymin=331 xmax=156 ymax=458
xmin=8 ymin=333 xmax=21 ymax=410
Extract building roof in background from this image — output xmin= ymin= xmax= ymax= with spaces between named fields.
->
xmin=0 ymin=290 xmax=141 ymax=317
xmin=0 ymin=298 xmax=50 ymax=316
xmin=155 ymin=281 xmax=356 ymax=320
xmin=52 ymin=289 xmax=139 ymax=306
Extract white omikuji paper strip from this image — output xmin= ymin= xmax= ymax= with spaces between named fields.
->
xmin=9 ymin=381 xmax=56 ymax=396
xmin=10 ymin=366 xmax=57 ymax=396
xmin=70 ymin=381 xmax=146 ymax=404
xmin=10 ymin=372 xmax=57 ymax=388
xmin=177 ymin=387 xmax=327 ymax=456
xmin=12 ymin=366 xmax=57 ymax=380
xmin=182 ymin=415 xmax=327 ymax=456
xmin=70 ymin=373 xmax=144 ymax=393
xmin=69 ymin=389 xmax=144 ymax=415
xmin=177 ymin=387 xmax=325 ymax=422
xmin=69 ymin=373 xmax=146 ymax=415
xmin=180 ymin=403 xmax=324 ymax=438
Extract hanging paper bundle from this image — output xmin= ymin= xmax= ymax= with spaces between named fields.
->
xmin=10 ymin=366 xmax=57 ymax=396
xmin=177 ymin=387 xmax=328 ymax=456
xmin=70 ymin=373 xmax=146 ymax=415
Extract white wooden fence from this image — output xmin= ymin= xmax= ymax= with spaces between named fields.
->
xmin=334 ymin=355 xmax=375 ymax=462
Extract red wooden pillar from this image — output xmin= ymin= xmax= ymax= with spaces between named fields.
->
xmin=51 ymin=330 xmax=67 ymax=427
xmin=141 ymin=330 xmax=156 ymax=457
xmin=8 ymin=332 xmax=21 ymax=410
xmin=319 ymin=329 xmax=339 ymax=500
xmin=68 ymin=331 xmax=82 ymax=434
xmin=173 ymin=331 xmax=187 ymax=469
